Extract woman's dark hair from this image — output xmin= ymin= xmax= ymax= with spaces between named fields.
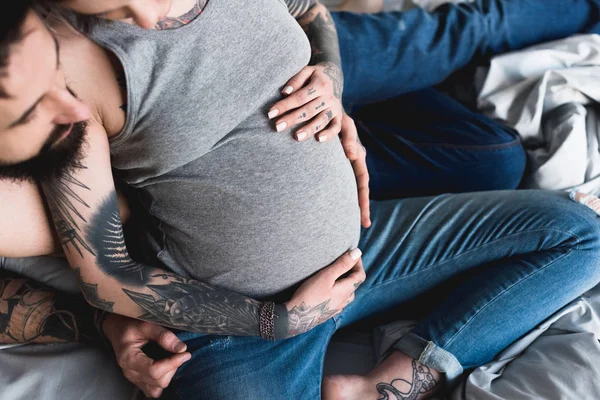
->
xmin=0 ymin=0 xmax=33 ymax=96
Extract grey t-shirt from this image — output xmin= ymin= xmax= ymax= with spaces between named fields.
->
xmin=84 ymin=0 xmax=361 ymax=297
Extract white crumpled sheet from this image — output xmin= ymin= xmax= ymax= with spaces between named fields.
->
xmin=476 ymin=34 xmax=600 ymax=195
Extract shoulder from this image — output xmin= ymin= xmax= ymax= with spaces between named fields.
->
xmin=53 ymin=21 xmax=126 ymax=139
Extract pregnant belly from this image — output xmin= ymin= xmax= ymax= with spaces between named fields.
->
xmin=149 ymin=137 xmax=361 ymax=297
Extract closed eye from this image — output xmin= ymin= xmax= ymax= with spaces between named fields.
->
xmin=10 ymin=103 xmax=39 ymax=128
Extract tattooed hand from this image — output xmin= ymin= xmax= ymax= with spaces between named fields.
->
xmin=268 ymin=62 xmax=344 ymax=143
xmin=283 ymin=249 xmax=365 ymax=337
xmin=269 ymin=2 xmax=344 ymax=143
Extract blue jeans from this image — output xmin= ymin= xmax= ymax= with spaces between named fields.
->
xmin=164 ymin=191 xmax=600 ymax=399
xmin=332 ymin=0 xmax=600 ymax=197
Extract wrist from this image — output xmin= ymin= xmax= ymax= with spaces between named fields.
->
xmin=95 ymin=310 xmax=116 ymax=346
xmin=273 ymin=303 xmax=289 ymax=340
xmin=259 ymin=302 xmax=289 ymax=340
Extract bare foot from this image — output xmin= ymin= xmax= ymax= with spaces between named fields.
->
xmin=338 ymin=0 xmax=384 ymax=13
xmin=322 ymin=374 xmax=378 ymax=400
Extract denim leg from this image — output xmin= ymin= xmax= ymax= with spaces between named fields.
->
xmin=334 ymin=0 xmax=600 ymax=106
xmin=337 ymin=190 xmax=600 ymax=383
xmin=162 ymin=321 xmax=336 ymax=399
xmin=355 ymin=89 xmax=526 ymax=198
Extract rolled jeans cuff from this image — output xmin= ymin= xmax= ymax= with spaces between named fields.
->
xmin=391 ymin=332 xmax=463 ymax=387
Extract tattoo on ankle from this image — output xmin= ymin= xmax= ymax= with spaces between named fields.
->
xmin=376 ymin=360 xmax=438 ymax=400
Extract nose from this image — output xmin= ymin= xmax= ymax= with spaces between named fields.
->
xmin=49 ymin=88 xmax=92 ymax=125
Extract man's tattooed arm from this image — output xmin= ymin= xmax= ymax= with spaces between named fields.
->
xmin=0 ymin=270 xmax=103 ymax=344
xmin=40 ymin=149 xmax=312 ymax=338
xmin=376 ymin=360 xmax=439 ymax=400
xmin=43 ymin=167 xmax=265 ymax=336
xmin=286 ymin=1 xmax=344 ymax=98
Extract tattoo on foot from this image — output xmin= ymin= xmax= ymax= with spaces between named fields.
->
xmin=286 ymin=301 xmax=338 ymax=336
xmin=376 ymin=360 xmax=438 ymax=400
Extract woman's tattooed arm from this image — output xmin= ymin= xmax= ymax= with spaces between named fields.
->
xmin=286 ymin=0 xmax=344 ymax=98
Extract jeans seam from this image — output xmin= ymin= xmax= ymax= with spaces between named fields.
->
xmin=369 ymin=227 xmax=581 ymax=290
xmin=356 ymin=121 xmax=522 ymax=151
xmin=440 ymin=246 xmax=574 ymax=350
xmin=404 ymin=137 xmax=522 ymax=151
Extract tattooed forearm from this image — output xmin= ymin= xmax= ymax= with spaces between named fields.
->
xmin=0 ymin=271 xmax=102 ymax=344
xmin=43 ymin=168 xmax=275 ymax=337
xmin=74 ymin=268 xmax=114 ymax=311
xmin=296 ymin=3 xmax=344 ymax=98
xmin=123 ymin=274 xmax=263 ymax=336
xmin=376 ymin=360 xmax=439 ymax=400
xmin=155 ymin=0 xmax=208 ymax=30
xmin=84 ymin=195 xmax=265 ymax=335
xmin=298 ymin=4 xmax=342 ymax=66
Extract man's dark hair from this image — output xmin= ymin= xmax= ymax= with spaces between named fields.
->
xmin=0 ymin=0 xmax=33 ymax=97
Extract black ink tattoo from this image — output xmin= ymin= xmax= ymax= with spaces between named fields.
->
xmin=376 ymin=360 xmax=438 ymax=400
xmin=284 ymin=0 xmax=316 ymax=18
xmin=326 ymin=110 xmax=334 ymax=121
xmin=87 ymin=194 xmax=149 ymax=286
xmin=44 ymin=164 xmax=95 ymax=258
xmin=42 ymin=153 xmax=275 ymax=337
xmin=316 ymin=125 xmax=321 ymax=131
xmin=354 ymin=280 xmax=363 ymax=289
xmin=155 ymin=0 xmax=208 ymax=30
xmin=299 ymin=112 xmax=307 ymax=120
xmin=322 ymin=62 xmax=342 ymax=99
xmin=286 ymin=301 xmax=337 ymax=337
xmin=297 ymin=5 xmax=344 ymax=99
xmin=316 ymin=101 xmax=326 ymax=110
xmin=308 ymin=87 xmax=316 ymax=96
xmin=0 ymin=272 xmax=102 ymax=344
xmin=124 ymin=274 xmax=262 ymax=336
xmin=300 ymin=8 xmax=342 ymax=66
xmin=74 ymin=268 xmax=115 ymax=312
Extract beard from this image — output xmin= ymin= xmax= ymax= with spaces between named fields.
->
xmin=0 ymin=121 xmax=87 ymax=183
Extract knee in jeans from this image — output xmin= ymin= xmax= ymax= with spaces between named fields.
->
xmin=559 ymin=197 xmax=600 ymax=255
